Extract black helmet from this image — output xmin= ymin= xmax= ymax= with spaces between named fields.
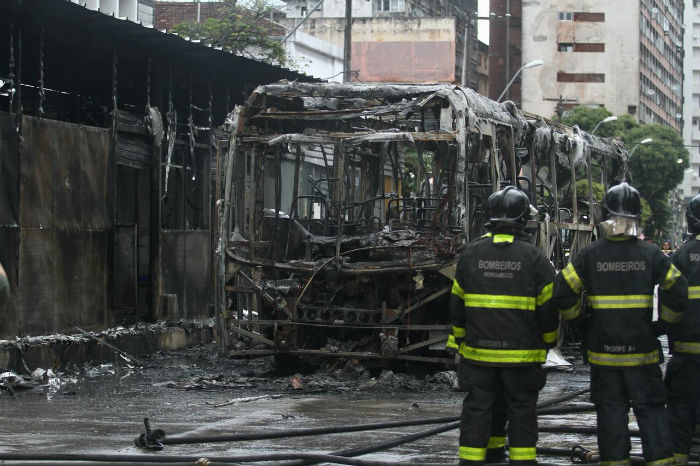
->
xmin=687 ymin=194 xmax=700 ymax=235
xmin=603 ymin=182 xmax=641 ymax=219
xmin=486 ymin=186 xmax=531 ymax=228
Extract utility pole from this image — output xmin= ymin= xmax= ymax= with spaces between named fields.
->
xmin=505 ymin=0 xmax=510 ymax=101
xmin=343 ymin=0 xmax=352 ymax=82
xmin=542 ymin=95 xmax=579 ymax=118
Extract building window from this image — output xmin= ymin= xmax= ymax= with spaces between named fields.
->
xmin=375 ymin=0 xmax=406 ymax=12
xmin=558 ymin=43 xmax=574 ymax=52
xmin=573 ymin=12 xmax=605 ymax=22
xmin=628 ymin=105 xmax=637 ymax=115
xmin=557 ymin=72 xmax=605 ymax=83
xmin=573 ymin=43 xmax=605 ymax=52
xmin=558 ymin=11 xmax=573 ymax=20
xmin=558 ymin=43 xmax=605 ymax=52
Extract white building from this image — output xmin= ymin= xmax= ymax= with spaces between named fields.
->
xmin=284 ymin=30 xmax=344 ymax=82
xmin=680 ymin=0 xmax=700 ymax=203
xmin=520 ymin=0 xmax=683 ymax=132
xmin=84 ymin=0 xmax=154 ymax=26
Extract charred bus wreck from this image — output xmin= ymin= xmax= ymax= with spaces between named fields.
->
xmin=215 ymin=82 xmax=628 ymax=364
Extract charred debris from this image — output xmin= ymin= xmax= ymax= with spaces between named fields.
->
xmin=214 ymin=81 xmax=628 ymax=364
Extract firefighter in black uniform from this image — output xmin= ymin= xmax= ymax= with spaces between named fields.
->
xmin=451 ymin=186 xmax=558 ymax=466
xmin=553 ymin=182 xmax=688 ymax=466
xmin=661 ymin=194 xmax=700 ymax=466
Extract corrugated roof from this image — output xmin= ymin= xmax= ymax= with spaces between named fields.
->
xmin=6 ymin=0 xmax=317 ymax=83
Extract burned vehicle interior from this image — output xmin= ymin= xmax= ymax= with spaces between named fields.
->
xmin=215 ymin=82 xmax=629 ymax=364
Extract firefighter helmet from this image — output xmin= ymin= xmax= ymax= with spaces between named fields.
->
xmin=687 ymin=194 xmax=700 ymax=235
xmin=486 ymin=186 xmax=532 ymax=228
xmin=603 ymin=182 xmax=641 ymax=219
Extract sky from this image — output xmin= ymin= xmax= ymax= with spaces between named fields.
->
xmin=478 ymin=0 xmax=489 ymax=44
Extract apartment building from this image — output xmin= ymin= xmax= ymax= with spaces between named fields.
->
xmin=680 ymin=0 xmax=700 ymax=201
xmin=493 ymin=0 xmax=683 ymax=132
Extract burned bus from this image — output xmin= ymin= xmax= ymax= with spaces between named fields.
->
xmin=214 ymin=81 xmax=628 ymax=365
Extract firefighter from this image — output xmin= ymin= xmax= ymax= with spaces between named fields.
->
xmin=553 ymin=182 xmax=688 ymax=466
xmin=660 ymin=194 xmax=700 ymax=466
xmin=451 ymin=186 xmax=558 ymax=466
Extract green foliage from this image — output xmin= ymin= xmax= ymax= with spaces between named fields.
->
xmin=575 ymin=179 xmax=606 ymax=202
xmin=560 ymin=106 xmax=613 ymax=134
xmin=558 ymin=105 xmax=689 ymax=237
xmin=625 ymin=124 xmax=688 ymax=237
xmin=171 ymin=0 xmax=286 ymax=64
xmin=402 ymin=148 xmax=432 ymax=197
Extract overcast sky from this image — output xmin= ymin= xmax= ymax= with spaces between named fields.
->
xmin=477 ymin=0 xmax=489 ymax=44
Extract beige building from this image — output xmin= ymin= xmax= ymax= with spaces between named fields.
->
xmin=520 ymin=0 xmax=683 ymax=131
xmin=282 ymin=0 xmax=479 ymax=86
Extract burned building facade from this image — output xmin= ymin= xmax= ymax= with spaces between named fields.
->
xmin=0 ymin=0 xmax=312 ymax=338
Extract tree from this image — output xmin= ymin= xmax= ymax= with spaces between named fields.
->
xmin=625 ymin=124 xmax=688 ymax=238
xmin=171 ymin=0 xmax=286 ymax=64
xmin=556 ymin=106 xmax=689 ymax=239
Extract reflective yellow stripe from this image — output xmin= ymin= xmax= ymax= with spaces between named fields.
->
xmin=452 ymin=279 xmax=465 ymax=299
xmin=562 ymin=263 xmax=584 ymax=293
xmin=646 ymin=457 xmax=674 ymax=466
xmin=689 ymin=286 xmax=700 ymax=300
xmin=673 ymin=453 xmax=689 ymax=466
xmin=446 ymin=334 xmax=458 ymax=349
xmin=452 ymin=326 xmax=466 ymax=338
xmin=487 ymin=436 xmax=506 ymax=449
xmin=660 ymin=264 xmax=681 ymax=291
xmin=493 ymin=234 xmax=514 ymax=243
xmin=659 ymin=304 xmax=683 ymax=323
xmin=459 ymin=344 xmax=546 ymax=363
xmin=559 ymin=301 xmax=581 ymax=320
xmin=588 ymin=294 xmax=652 ymax=309
xmin=673 ymin=341 xmax=700 ymax=355
xmin=587 ymin=350 xmax=659 ymax=367
xmin=601 ymin=460 xmax=631 ymax=466
xmin=542 ymin=329 xmax=558 ymax=344
xmin=459 ymin=446 xmax=486 ymax=461
xmin=509 ymin=447 xmax=536 ymax=461
xmin=465 ymin=293 xmax=536 ymax=311
xmin=536 ymin=283 xmax=553 ymax=306
xmin=607 ymin=236 xmax=631 ymax=241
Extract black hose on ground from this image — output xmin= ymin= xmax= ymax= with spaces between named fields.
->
xmin=284 ymin=392 xmax=592 ymax=466
xmin=154 ymin=388 xmax=590 ymax=447
xmin=537 ymin=404 xmax=595 ymax=415
xmin=0 ymin=453 xmax=447 ymax=466
xmin=536 ymin=387 xmax=590 ymax=409
xmin=162 ymin=416 xmax=458 ymax=445
xmin=538 ymin=446 xmax=699 ymax=465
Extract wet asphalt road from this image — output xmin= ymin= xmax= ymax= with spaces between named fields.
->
xmin=0 ymin=345 xmax=634 ymax=465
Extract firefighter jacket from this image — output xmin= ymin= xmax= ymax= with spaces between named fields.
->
xmin=662 ymin=234 xmax=699 ymax=358
xmin=553 ymin=236 xmax=688 ymax=367
xmin=449 ymin=231 xmax=558 ymax=366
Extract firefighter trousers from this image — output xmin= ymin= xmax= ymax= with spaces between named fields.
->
xmin=590 ymin=365 xmax=674 ymax=466
xmin=458 ymin=363 xmax=546 ymax=466
xmin=458 ymin=358 xmax=508 ymax=463
xmin=665 ymin=355 xmax=700 ymax=464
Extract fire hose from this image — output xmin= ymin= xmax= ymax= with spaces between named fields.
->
xmin=135 ymin=388 xmax=592 ymax=449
